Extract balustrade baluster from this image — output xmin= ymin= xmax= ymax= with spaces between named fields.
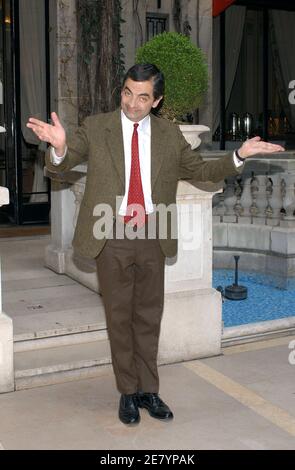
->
xmin=280 ymin=172 xmax=295 ymax=227
xmin=223 ymin=178 xmax=237 ymax=223
xmin=239 ymin=175 xmax=252 ymax=223
xmin=212 ymin=191 xmax=224 ymax=223
xmin=266 ymin=174 xmax=283 ymax=226
xmin=250 ymin=172 xmax=259 ymax=222
xmin=233 ymin=178 xmax=243 ymax=220
xmin=253 ymin=174 xmax=268 ymax=225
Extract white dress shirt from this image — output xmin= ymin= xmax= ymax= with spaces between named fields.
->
xmin=119 ymin=111 xmax=153 ymax=215
xmin=50 ymin=112 xmax=244 ymax=215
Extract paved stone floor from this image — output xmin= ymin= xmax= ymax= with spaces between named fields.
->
xmin=0 ymin=335 xmax=294 ymax=450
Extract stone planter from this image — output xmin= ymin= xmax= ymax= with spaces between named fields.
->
xmin=179 ymin=124 xmax=210 ymax=150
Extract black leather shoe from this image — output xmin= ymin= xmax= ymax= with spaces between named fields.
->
xmin=119 ymin=394 xmax=140 ymax=425
xmin=137 ymin=393 xmax=174 ymax=420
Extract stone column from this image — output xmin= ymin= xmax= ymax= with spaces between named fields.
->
xmin=159 ymin=182 xmax=222 ymax=363
xmin=50 ymin=0 xmax=78 ymax=132
xmin=44 ymin=178 xmax=77 ymax=274
xmin=0 ymin=186 xmax=14 ymax=393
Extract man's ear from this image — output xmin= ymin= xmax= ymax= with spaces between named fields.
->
xmin=152 ymin=96 xmax=163 ymax=109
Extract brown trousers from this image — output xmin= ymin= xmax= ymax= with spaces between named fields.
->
xmin=96 ymin=231 xmax=165 ymax=395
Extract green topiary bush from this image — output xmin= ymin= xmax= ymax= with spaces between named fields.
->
xmin=136 ymin=32 xmax=208 ymax=121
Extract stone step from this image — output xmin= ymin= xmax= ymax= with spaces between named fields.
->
xmin=13 ymin=305 xmax=106 ymax=351
xmin=14 ymin=338 xmax=112 ymax=391
xmin=14 ymin=326 xmax=108 ymax=352
xmin=13 ymin=304 xmax=111 ymax=391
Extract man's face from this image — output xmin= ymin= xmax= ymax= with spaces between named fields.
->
xmin=121 ymin=78 xmax=163 ymax=122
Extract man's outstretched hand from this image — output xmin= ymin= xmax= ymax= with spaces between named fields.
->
xmin=26 ymin=112 xmax=66 ymax=157
xmin=238 ymin=136 xmax=285 ymax=159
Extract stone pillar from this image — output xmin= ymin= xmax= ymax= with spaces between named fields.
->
xmin=50 ymin=0 xmax=78 ymax=132
xmin=159 ymin=182 xmax=222 ymax=363
xmin=0 ymin=186 xmax=14 ymax=393
xmin=44 ymin=178 xmax=77 ymax=274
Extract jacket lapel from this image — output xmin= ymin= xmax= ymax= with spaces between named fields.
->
xmin=150 ymin=113 xmax=168 ymax=190
xmin=105 ymin=108 xmax=125 ymax=188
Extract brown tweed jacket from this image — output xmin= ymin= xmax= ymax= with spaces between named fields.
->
xmin=45 ymin=108 xmax=244 ymax=258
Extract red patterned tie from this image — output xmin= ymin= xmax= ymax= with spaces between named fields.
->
xmin=124 ymin=123 xmax=146 ymax=226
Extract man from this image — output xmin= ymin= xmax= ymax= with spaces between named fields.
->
xmin=27 ymin=63 xmax=284 ymax=426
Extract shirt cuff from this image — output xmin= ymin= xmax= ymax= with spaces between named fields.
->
xmin=232 ymin=150 xmax=244 ymax=168
xmin=50 ymin=146 xmax=67 ymax=165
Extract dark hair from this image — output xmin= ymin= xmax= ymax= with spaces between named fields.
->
xmin=122 ymin=63 xmax=165 ymax=100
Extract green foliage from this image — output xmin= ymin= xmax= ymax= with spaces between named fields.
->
xmin=136 ymin=32 xmax=208 ymax=121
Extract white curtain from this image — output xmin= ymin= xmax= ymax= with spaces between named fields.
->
xmin=19 ymin=0 xmax=48 ymax=202
xmin=270 ymin=10 xmax=295 ymax=131
xmin=212 ymin=6 xmax=246 ymax=135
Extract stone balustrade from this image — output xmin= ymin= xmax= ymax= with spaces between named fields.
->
xmin=212 ymin=153 xmax=295 ymax=227
xmin=0 ymin=186 xmax=14 ymax=393
xmin=207 ymin=151 xmax=295 ymax=288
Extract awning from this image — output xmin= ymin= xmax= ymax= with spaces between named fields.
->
xmin=213 ymin=0 xmax=236 ymax=17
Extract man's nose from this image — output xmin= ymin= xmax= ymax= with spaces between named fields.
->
xmin=129 ymin=97 xmax=138 ymax=108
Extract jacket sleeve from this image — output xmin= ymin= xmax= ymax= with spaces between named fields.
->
xmin=177 ymin=125 xmax=244 ymax=191
xmin=45 ymin=117 xmax=90 ymax=173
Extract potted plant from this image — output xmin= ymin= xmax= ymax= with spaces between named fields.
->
xmin=135 ymin=31 xmax=209 ymax=148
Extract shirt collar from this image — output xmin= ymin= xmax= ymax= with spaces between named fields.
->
xmin=121 ymin=110 xmax=150 ymax=134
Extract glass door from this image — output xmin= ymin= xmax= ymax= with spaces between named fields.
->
xmin=0 ymin=0 xmax=50 ymax=225
xmin=0 ymin=0 xmax=14 ymax=223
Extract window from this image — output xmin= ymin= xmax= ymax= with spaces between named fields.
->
xmin=146 ymin=13 xmax=168 ymax=41
xmin=214 ymin=3 xmax=295 ymax=150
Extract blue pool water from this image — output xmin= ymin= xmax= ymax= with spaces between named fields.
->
xmin=213 ymin=269 xmax=295 ymax=327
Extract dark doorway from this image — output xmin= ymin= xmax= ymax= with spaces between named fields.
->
xmin=0 ymin=0 xmax=50 ymax=225
xmin=214 ymin=0 xmax=295 ymax=151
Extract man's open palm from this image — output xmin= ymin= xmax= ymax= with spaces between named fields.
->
xmin=26 ymin=112 xmax=66 ymax=156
